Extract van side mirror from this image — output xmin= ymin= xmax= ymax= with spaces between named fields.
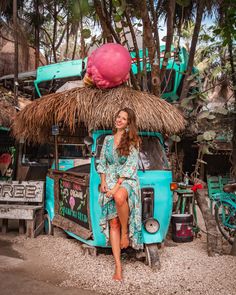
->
xmin=83 ymin=136 xmax=95 ymax=157
xmin=84 ymin=136 xmax=94 ymax=146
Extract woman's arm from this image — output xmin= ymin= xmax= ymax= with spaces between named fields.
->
xmin=100 ymin=173 xmax=108 ymax=193
xmin=97 ymin=136 xmax=109 ymax=193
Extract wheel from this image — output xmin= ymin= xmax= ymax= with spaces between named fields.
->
xmin=145 ymin=243 xmax=161 ymax=270
xmin=44 ymin=213 xmax=53 ymax=235
xmin=215 ymin=201 xmax=236 ymax=245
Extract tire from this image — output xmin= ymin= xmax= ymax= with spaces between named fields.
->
xmin=145 ymin=243 xmax=161 ymax=270
xmin=44 ymin=213 xmax=53 ymax=235
xmin=215 ymin=201 xmax=236 ymax=245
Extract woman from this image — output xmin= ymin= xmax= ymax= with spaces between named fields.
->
xmin=97 ymin=107 xmax=143 ymax=281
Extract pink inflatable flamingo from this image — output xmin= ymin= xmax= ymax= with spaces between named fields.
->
xmin=84 ymin=43 xmax=131 ymax=89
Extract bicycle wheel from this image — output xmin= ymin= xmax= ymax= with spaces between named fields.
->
xmin=215 ymin=201 xmax=236 ymax=245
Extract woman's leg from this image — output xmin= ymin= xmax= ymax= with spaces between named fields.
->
xmin=114 ymin=188 xmax=129 ymax=249
xmin=109 ymin=218 xmax=122 ymax=281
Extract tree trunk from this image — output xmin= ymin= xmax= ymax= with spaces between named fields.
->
xmin=72 ymin=30 xmax=78 ymax=60
xmin=13 ymin=0 xmax=18 ymax=107
xmin=64 ymin=16 xmax=70 ymax=60
xmin=228 ymin=38 xmax=236 ymax=178
xmin=78 ymin=0 xmax=86 ymax=59
xmin=160 ymin=0 xmax=176 ymax=82
xmin=194 ymin=189 xmax=222 ymax=256
xmin=79 ymin=20 xmax=86 ymax=58
xmin=52 ymin=1 xmax=58 ymax=62
xmin=124 ymin=9 xmax=141 ymax=86
xmin=94 ymin=0 xmax=113 ymax=42
xmin=139 ymin=1 xmax=159 ymax=96
xmin=179 ymin=1 xmax=204 ymax=101
xmin=34 ymin=0 xmax=40 ymax=69
xmin=149 ymin=0 xmax=161 ymax=91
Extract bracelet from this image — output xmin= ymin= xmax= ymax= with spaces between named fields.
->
xmin=117 ymin=178 xmax=123 ymax=185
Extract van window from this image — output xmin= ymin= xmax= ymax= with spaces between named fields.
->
xmin=139 ymin=136 xmax=169 ymax=170
xmin=58 ymin=144 xmax=87 ymax=159
xmin=22 ymin=143 xmax=52 ymax=165
xmin=95 ymin=135 xmax=169 ymax=171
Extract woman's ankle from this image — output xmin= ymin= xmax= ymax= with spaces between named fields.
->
xmin=121 ymin=227 xmax=128 ymax=236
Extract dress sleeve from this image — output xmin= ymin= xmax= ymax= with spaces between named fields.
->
xmin=117 ymin=146 xmax=139 ymax=179
xmin=97 ymin=136 xmax=108 ymax=174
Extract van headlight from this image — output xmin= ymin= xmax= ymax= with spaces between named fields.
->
xmin=144 ymin=218 xmax=160 ymax=234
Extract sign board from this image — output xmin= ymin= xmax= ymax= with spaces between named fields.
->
xmin=58 ymin=178 xmax=90 ymax=230
xmin=0 ymin=181 xmax=44 ymax=203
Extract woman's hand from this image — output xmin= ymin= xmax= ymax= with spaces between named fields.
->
xmin=100 ymin=180 xmax=108 ymax=193
xmin=106 ymin=185 xmax=119 ymax=197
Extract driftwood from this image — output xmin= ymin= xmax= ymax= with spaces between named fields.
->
xmin=194 ymin=189 xmax=222 ymax=256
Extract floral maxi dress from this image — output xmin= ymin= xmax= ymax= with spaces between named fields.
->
xmin=97 ymin=135 xmax=143 ymax=250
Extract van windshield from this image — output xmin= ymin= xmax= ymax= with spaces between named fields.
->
xmin=96 ymin=135 xmax=169 ymax=171
xmin=58 ymin=144 xmax=87 ymax=158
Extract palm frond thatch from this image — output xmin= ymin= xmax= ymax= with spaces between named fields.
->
xmin=12 ymin=86 xmax=186 ymax=144
xmin=0 ymin=100 xmax=16 ymax=128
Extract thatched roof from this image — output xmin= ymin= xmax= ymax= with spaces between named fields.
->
xmin=0 ymin=86 xmax=32 ymax=128
xmin=12 ymin=85 xmax=186 ymax=144
xmin=0 ymin=100 xmax=16 ymax=128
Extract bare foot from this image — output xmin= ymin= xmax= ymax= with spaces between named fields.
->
xmin=112 ymin=265 xmax=122 ymax=281
xmin=120 ymin=232 xmax=129 ymax=249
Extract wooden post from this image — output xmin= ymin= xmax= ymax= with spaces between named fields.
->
xmin=16 ymin=140 xmax=23 ymax=180
xmin=19 ymin=220 xmax=25 ymax=234
xmin=2 ymin=219 xmax=8 ymax=234
xmin=230 ymin=236 xmax=236 ymax=256
xmin=52 ymin=125 xmax=59 ymax=170
xmin=54 ymin=134 xmax=59 ymax=170
xmin=26 ymin=219 xmax=35 ymax=238
xmin=13 ymin=0 xmax=19 ymax=107
xmin=194 ymin=189 xmax=222 ymax=256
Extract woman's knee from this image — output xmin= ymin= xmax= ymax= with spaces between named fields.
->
xmin=114 ymin=190 xmax=127 ymax=207
xmin=110 ymin=218 xmax=120 ymax=230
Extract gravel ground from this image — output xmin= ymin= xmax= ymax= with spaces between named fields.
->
xmin=10 ymin=232 xmax=236 ymax=295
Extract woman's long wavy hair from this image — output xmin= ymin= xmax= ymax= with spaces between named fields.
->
xmin=113 ymin=108 xmax=141 ymax=156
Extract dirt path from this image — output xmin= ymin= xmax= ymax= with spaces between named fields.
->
xmin=0 ymin=228 xmax=236 ymax=295
xmin=0 ymin=237 xmax=97 ymax=295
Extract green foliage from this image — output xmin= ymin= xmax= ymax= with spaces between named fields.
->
xmin=213 ymin=6 xmax=236 ymax=46
xmin=197 ymin=111 xmax=210 ymax=120
xmin=81 ymin=28 xmax=91 ymax=39
xmin=203 ymin=131 xmax=216 ymax=141
xmin=201 ymin=144 xmax=213 ymax=155
xmin=176 ymin=0 xmax=191 ymax=8
xmin=71 ymin=0 xmax=91 ymax=19
xmin=213 ymin=107 xmax=228 ymax=115
xmin=196 ymin=134 xmax=204 ymax=142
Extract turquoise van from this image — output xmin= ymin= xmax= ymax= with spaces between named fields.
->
xmin=45 ymin=130 xmax=173 ymax=268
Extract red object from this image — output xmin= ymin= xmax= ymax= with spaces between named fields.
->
xmin=176 ymin=224 xmax=193 ymax=237
xmin=0 ymin=153 xmax=11 ymax=165
xmin=191 ymin=183 xmax=203 ymax=192
xmin=85 ymin=43 xmax=131 ymax=89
